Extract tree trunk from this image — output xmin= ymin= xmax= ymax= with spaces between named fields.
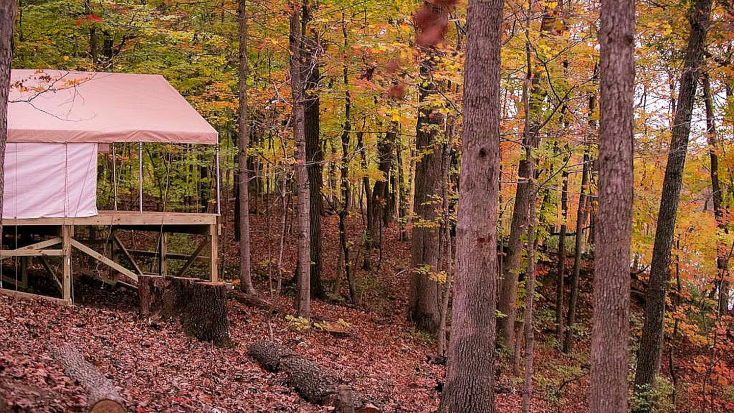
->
xmin=556 ymin=162 xmax=569 ymax=341
xmin=238 ymin=0 xmax=255 ymax=294
xmin=0 ymin=0 xmax=15 ymax=250
xmin=497 ymin=11 xmax=552 ymax=350
xmin=589 ymin=0 xmax=635 ymax=409
xmin=368 ymin=124 xmax=396 ymax=250
xmin=439 ymin=0 xmax=503 ymax=408
xmin=633 ymin=0 xmax=712 ymax=400
xmin=302 ymin=0 xmax=324 ymax=300
xmin=289 ymin=3 xmax=311 ymax=318
xmin=409 ymin=50 xmax=445 ymax=334
xmin=703 ymin=73 xmax=729 ymax=315
xmin=522 ymin=182 xmax=538 ymax=413
xmin=564 ymin=94 xmax=594 ymax=354
xmin=53 ymin=345 xmax=125 ymax=413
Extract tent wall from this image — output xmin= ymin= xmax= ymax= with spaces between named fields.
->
xmin=2 ymin=143 xmax=98 ymax=219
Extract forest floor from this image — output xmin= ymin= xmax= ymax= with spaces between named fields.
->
xmin=0 ymin=204 xmax=595 ymax=412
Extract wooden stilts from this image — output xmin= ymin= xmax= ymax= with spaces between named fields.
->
xmin=210 ymin=223 xmax=219 ymax=282
xmin=62 ymin=225 xmax=72 ymax=304
xmin=20 ymin=257 xmax=28 ymax=289
xmin=159 ymin=233 xmax=168 ymax=276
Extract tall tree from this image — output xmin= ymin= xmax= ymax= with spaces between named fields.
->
xmin=409 ymin=1 xmax=448 ymax=333
xmin=302 ymin=0 xmax=325 ymax=299
xmin=0 ymin=0 xmax=15 ymax=248
xmin=589 ymin=0 xmax=635 ymax=409
xmin=439 ymin=0 xmax=504 ymax=409
xmin=703 ymin=73 xmax=729 ymax=315
xmin=289 ymin=1 xmax=311 ymax=318
xmin=634 ymin=0 xmax=713 ymax=399
xmin=237 ymin=0 xmax=255 ymax=294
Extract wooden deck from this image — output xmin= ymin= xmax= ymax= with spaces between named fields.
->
xmin=1 ymin=211 xmax=220 ymax=305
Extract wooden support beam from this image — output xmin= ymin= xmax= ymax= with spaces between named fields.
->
xmin=62 ymin=226 xmax=72 ymax=303
xmin=159 ymin=233 xmax=168 ymax=276
xmin=18 ymin=237 xmax=62 ymax=250
xmin=112 ymin=233 xmax=144 ymax=275
xmin=128 ymin=249 xmax=208 ymax=261
xmin=209 ymin=223 xmax=219 ymax=282
xmin=20 ymin=257 xmax=28 ymax=289
xmin=0 ymin=288 xmax=71 ymax=306
xmin=0 ymin=249 xmax=64 ymax=258
xmin=39 ymin=255 xmax=63 ymax=292
xmin=71 ymin=239 xmax=139 ymax=284
xmin=175 ymin=238 xmax=210 ymax=278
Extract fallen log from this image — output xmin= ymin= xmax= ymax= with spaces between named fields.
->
xmin=228 ymin=290 xmax=283 ymax=314
xmin=247 ymin=341 xmax=380 ymax=412
xmin=52 ymin=345 xmax=125 ymax=413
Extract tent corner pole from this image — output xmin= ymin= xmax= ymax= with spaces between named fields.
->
xmin=215 ymin=144 xmax=221 ymax=216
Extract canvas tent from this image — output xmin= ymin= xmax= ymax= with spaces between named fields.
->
xmin=5 ymin=69 xmax=219 ymax=219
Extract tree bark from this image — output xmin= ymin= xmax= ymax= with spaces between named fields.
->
xmin=0 ymin=0 xmax=15 ymax=252
xmin=589 ymin=0 xmax=635 ymax=409
xmin=368 ymin=124 xmax=396 ymax=250
xmin=302 ymin=0 xmax=324 ymax=300
xmin=439 ymin=0 xmax=503 ymax=408
xmin=633 ymin=0 xmax=712 ymax=399
xmin=522 ymin=183 xmax=537 ymax=413
xmin=289 ymin=3 xmax=311 ymax=318
xmin=181 ymin=282 xmax=232 ymax=347
xmin=53 ymin=345 xmax=125 ymax=413
xmin=138 ymin=274 xmax=168 ymax=316
xmin=556 ymin=162 xmax=569 ymax=341
xmin=238 ymin=0 xmax=255 ymax=294
xmin=409 ymin=49 xmax=445 ymax=334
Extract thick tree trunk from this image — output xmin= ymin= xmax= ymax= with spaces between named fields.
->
xmin=439 ymin=0 xmax=503 ymax=408
xmin=589 ymin=0 xmax=635 ymax=409
xmin=238 ymin=0 xmax=255 ymax=294
xmin=181 ymin=282 xmax=231 ymax=347
xmin=161 ymin=276 xmax=198 ymax=320
xmin=633 ymin=0 xmax=712 ymax=400
xmin=53 ymin=345 xmax=125 ymax=413
xmin=302 ymin=0 xmax=324 ymax=300
xmin=290 ymin=4 xmax=311 ymax=318
xmin=0 ymin=0 xmax=15 ymax=246
xmin=409 ymin=51 xmax=444 ymax=334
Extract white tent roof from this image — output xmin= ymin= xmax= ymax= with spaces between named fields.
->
xmin=8 ymin=69 xmax=218 ymax=144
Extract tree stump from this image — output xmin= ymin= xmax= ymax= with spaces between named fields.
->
xmin=52 ymin=345 xmax=125 ymax=413
xmin=138 ymin=275 xmax=169 ymax=316
xmin=160 ymin=277 xmax=198 ymax=320
xmin=181 ymin=282 xmax=231 ymax=347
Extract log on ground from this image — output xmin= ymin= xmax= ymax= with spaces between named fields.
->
xmin=246 ymin=341 xmax=380 ymax=412
xmin=52 ymin=345 xmax=125 ymax=413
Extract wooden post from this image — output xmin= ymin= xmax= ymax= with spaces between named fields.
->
xmin=62 ymin=225 xmax=72 ymax=304
xmin=20 ymin=257 xmax=28 ymax=289
xmin=109 ymin=229 xmax=117 ymax=280
xmin=210 ymin=223 xmax=219 ymax=282
xmin=158 ymin=233 xmax=168 ymax=276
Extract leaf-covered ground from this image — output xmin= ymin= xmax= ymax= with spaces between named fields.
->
xmin=0 ymin=206 xmax=593 ymax=412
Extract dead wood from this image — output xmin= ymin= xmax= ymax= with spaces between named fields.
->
xmin=52 ymin=345 xmax=125 ymax=413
